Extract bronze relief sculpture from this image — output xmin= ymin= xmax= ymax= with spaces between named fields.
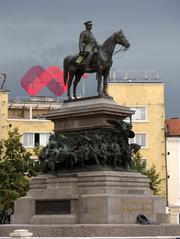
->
xmin=39 ymin=120 xmax=136 ymax=174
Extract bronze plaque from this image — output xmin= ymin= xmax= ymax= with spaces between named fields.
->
xmin=35 ymin=200 xmax=71 ymax=214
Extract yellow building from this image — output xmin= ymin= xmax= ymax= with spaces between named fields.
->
xmin=8 ymin=96 xmax=63 ymax=155
xmin=0 ymin=91 xmax=62 ymax=156
xmin=107 ymin=72 xmax=166 ymax=197
xmin=0 ymin=90 xmax=9 ymax=140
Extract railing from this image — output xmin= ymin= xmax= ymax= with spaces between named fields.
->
xmin=10 ymin=96 xmax=61 ymax=103
xmin=109 ymin=70 xmax=161 ymax=83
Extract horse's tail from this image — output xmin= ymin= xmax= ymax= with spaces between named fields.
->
xmin=63 ymin=57 xmax=69 ymax=85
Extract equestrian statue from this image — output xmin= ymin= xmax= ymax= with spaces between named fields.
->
xmin=63 ymin=21 xmax=130 ymax=100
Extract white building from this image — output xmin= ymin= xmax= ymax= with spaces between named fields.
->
xmin=166 ymin=118 xmax=180 ymax=223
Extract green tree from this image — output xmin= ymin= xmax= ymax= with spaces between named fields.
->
xmin=131 ymin=150 xmax=162 ymax=195
xmin=131 ymin=151 xmax=147 ymax=174
xmin=33 ymin=144 xmax=42 ymax=158
xmin=146 ymin=164 xmax=162 ymax=195
xmin=0 ymin=128 xmax=39 ymax=224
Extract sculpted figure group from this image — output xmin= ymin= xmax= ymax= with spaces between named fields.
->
xmin=39 ymin=120 xmax=137 ymax=174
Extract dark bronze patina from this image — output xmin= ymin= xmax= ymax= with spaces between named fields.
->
xmin=78 ymin=20 xmax=99 ymax=68
xmin=63 ymin=22 xmax=130 ymax=100
xmin=39 ymin=120 xmax=137 ymax=174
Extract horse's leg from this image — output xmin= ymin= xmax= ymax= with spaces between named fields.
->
xmin=103 ymin=69 xmax=110 ymax=95
xmin=73 ymin=71 xmax=84 ymax=99
xmin=67 ymin=72 xmax=74 ymax=99
xmin=96 ymin=71 xmax=102 ymax=96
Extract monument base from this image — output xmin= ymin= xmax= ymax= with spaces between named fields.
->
xmin=1 ymin=223 xmax=180 ymax=237
xmin=11 ymin=171 xmax=168 ymax=225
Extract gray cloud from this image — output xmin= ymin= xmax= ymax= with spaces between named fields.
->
xmin=0 ymin=0 xmax=180 ymax=117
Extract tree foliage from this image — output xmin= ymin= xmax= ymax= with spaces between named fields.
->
xmin=0 ymin=128 xmax=39 ymax=224
xmin=146 ymin=164 xmax=162 ymax=195
xmin=131 ymin=150 xmax=162 ymax=195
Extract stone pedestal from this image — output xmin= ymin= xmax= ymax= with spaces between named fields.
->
xmin=44 ymin=96 xmax=134 ymax=132
xmin=11 ymin=171 xmax=168 ymax=225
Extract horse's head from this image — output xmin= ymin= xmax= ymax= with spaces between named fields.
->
xmin=114 ymin=30 xmax=130 ymax=50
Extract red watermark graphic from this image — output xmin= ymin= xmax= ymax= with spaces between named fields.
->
xmin=21 ymin=65 xmax=67 ymax=96
xmin=21 ymin=65 xmax=89 ymax=97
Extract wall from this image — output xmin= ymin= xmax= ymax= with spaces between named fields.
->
xmin=0 ymin=91 xmax=55 ymax=155
xmin=166 ymin=137 xmax=180 ymax=223
xmin=7 ymin=117 xmax=54 ymax=155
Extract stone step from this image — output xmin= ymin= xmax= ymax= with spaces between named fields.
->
xmin=0 ymin=224 xmax=179 ymax=237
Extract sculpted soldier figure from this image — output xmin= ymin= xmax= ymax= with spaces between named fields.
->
xmin=111 ymin=136 xmax=122 ymax=168
xmin=78 ymin=21 xmax=99 ymax=69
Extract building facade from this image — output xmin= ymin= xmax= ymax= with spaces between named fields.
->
xmin=107 ymin=72 xmax=166 ymax=197
xmin=0 ymin=92 xmax=62 ymax=156
xmin=166 ymin=118 xmax=180 ymax=224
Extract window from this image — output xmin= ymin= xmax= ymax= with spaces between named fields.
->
xmin=129 ymin=133 xmax=147 ymax=148
xmin=34 ymin=133 xmax=40 ymax=146
xmin=131 ymin=107 xmax=147 ymax=121
xmin=23 ymin=133 xmax=34 ymax=147
xmin=23 ymin=133 xmax=50 ymax=147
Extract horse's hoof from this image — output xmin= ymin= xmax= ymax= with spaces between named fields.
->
xmin=98 ymin=93 xmax=105 ymax=97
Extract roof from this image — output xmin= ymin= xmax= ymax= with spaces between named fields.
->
xmin=166 ymin=118 xmax=180 ymax=136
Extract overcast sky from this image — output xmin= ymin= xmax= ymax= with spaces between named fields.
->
xmin=0 ymin=0 xmax=180 ymax=118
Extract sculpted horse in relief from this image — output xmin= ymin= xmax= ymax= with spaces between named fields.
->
xmin=63 ymin=30 xmax=130 ymax=100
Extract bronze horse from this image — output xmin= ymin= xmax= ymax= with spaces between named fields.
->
xmin=63 ymin=30 xmax=130 ymax=100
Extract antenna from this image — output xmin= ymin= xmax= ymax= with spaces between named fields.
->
xmin=0 ymin=73 xmax=7 ymax=90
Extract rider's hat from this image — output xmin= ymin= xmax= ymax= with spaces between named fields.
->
xmin=84 ymin=20 xmax=93 ymax=26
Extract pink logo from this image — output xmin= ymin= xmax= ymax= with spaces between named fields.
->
xmin=21 ymin=65 xmax=67 ymax=96
xmin=21 ymin=65 xmax=89 ymax=97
